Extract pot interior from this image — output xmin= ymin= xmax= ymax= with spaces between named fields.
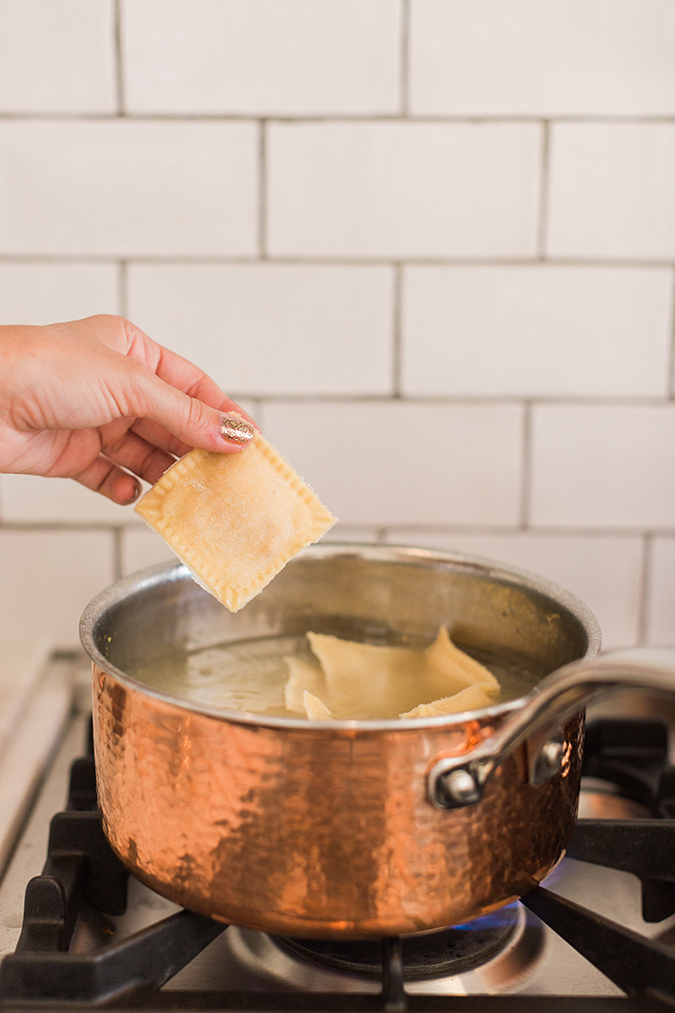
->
xmin=80 ymin=543 xmax=600 ymax=723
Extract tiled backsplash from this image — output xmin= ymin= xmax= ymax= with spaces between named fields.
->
xmin=1 ymin=0 xmax=674 ymax=650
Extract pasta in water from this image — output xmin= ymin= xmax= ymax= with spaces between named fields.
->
xmin=284 ymin=627 xmax=500 ymax=721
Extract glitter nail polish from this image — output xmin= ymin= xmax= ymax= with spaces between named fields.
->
xmin=220 ymin=413 xmax=255 ymax=445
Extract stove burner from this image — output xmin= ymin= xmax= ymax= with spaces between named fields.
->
xmin=3 ymin=716 xmax=675 ymax=1007
xmin=274 ymin=906 xmax=519 ymax=980
xmin=578 ymin=777 xmax=653 ymax=820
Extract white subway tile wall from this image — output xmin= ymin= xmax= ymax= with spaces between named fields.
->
xmin=122 ymin=0 xmax=401 ymax=115
xmin=267 ymin=121 xmax=541 ymax=258
xmin=0 ymin=121 xmax=258 ymax=256
xmin=383 ymin=531 xmax=643 ymax=650
xmin=646 ymin=537 xmax=675 ymax=646
xmin=402 ymin=265 xmax=673 ymax=397
xmin=0 ymin=1 xmax=673 ymax=648
xmin=0 ymin=0 xmax=117 ymax=115
xmin=547 ymin=124 xmax=675 ymax=261
xmin=0 ymin=263 xmax=119 ymax=325
xmin=127 ymin=263 xmax=394 ymax=395
xmin=0 ymin=475 xmax=138 ymax=524
xmin=0 ymin=531 xmax=114 ymax=644
xmin=121 ymin=527 xmax=179 ymax=576
xmin=262 ymin=401 xmax=524 ymax=526
xmin=409 ymin=0 xmax=675 ymax=116
xmin=531 ymin=406 xmax=675 ymax=528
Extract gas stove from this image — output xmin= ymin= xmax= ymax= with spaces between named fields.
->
xmin=0 ymin=652 xmax=674 ymax=1010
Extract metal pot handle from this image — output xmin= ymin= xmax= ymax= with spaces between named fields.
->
xmin=427 ymin=648 xmax=675 ymax=810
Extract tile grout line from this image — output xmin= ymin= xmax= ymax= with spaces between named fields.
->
xmin=3 ymin=112 xmax=675 ymax=124
xmin=392 ymin=264 xmax=403 ymax=397
xmin=117 ymin=260 xmax=128 ymax=317
xmin=258 ymin=120 xmax=267 ymax=259
xmin=112 ymin=527 xmax=123 ymax=581
xmin=399 ymin=0 xmax=410 ymax=116
xmin=1 ymin=521 xmax=150 ymax=531
xmin=1 ymin=254 xmax=674 ymax=269
xmin=519 ymin=401 xmax=533 ymax=529
xmin=250 ymin=397 xmax=264 ymax=430
xmin=362 ymin=524 xmax=666 ymax=538
xmin=113 ymin=0 xmax=126 ymax=117
xmin=216 ymin=393 xmax=675 ymax=407
xmin=2 ymin=518 xmax=675 ymax=538
xmin=664 ymin=267 xmax=668 ymax=397
xmin=537 ymin=120 xmax=551 ymax=260
xmin=637 ymin=532 xmax=652 ymax=645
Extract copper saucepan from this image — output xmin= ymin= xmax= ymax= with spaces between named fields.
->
xmin=79 ymin=544 xmax=675 ymax=938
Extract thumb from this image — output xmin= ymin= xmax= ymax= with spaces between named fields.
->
xmin=127 ymin=368 xmax=256 ymax=453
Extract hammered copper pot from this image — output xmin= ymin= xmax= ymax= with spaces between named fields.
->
xmin=79 ymin=544 xmax=675 ymax=938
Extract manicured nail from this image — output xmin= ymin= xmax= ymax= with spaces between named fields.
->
xmin=220 ymin=413 xmax=255 ymax=445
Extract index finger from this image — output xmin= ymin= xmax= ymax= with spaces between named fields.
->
xmin=128 ymin=328 xmax=257 ymax=426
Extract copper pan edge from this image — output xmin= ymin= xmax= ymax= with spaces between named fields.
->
xmin=82 ymin=543 xmax=598 ymax=937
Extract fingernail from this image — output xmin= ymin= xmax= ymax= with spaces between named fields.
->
xmin=220 ymin=413 xmax=255 ymax=445
xmin=128 ymin=484 xmax=141 ymax=503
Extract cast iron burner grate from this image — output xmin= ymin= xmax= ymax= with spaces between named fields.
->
xmin=275 ymin=904 xmax=519 ymax=980
xmin=1 ymin=719 xmax=675 ymax=1011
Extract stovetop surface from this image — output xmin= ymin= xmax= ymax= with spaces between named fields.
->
xmin=0 ymin=653 xmax=674 ymax=1011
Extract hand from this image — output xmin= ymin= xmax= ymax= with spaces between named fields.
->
xmin=0 ymin=315 xmax=256 ymax=504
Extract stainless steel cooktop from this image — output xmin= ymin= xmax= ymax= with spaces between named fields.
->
xmin=0 ymin=651 xmax=673 ymax=1008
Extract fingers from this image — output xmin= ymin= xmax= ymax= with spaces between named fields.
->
xmin=129 ymin=394 xmax=255 ymax=458
xmin=115 ymin=364 xmax=256 ymax=455
xmin=74 ymin=455 xmax=141 ymax=505
xmin=125 ymin=325 xmax=256 ymax=423
xmin=129 ymin=417 xmax=194 ymax=459
xmin=50 ymin=316 xmax=258 ymax=458
xmin=160 ymin=360 xmax=257 ymax=427
xmin=73 ymin=388 xmax=254 ymax=506
xmin=72 ymin=423 xmax=178 ymax=504
xmin=100 ymin=425 xmax=176 ymax=486
xmin=74 ymin=316 xmax=259 ymax=450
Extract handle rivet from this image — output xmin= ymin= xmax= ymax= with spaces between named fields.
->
xmin=438 ymin=768 xmax=481 ymax=807
xmin=536 ymin=739 xmax=564 ymax=780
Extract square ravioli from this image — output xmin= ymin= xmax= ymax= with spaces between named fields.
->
xmin=284 ymin=628 xmax=500 ymax=720
xmin=134 ymin=432 xmax=336 ymax=612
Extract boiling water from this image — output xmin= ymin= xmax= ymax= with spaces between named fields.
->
xmin=135 ymin=635 xmax=543 ymax=720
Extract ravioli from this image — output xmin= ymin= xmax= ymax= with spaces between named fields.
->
xmin=285 ymin=627 xmax=500 ymax=721
xmin=134 ymin=432 xmax=336 ymax=612
xmin=303 ymin=690 xmax=334 ymax=721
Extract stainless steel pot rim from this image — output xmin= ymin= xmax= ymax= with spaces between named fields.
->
xmin=79 ymin=542 xmax=601 ymax=733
